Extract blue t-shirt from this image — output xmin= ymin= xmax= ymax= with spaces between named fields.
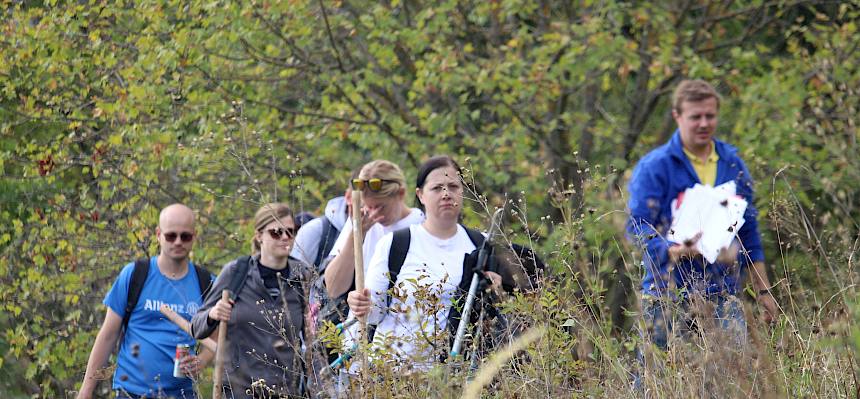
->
xmin=104 ymin=257 xmax=208 ymax=397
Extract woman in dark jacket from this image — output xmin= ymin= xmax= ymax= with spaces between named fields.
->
xmin=192 ymin=203 xmax=308 ymax=398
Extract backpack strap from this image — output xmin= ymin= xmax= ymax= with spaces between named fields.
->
xmin=123 ymin=258 xmax=151 ymax=332
xmin=455 ymin=227 xmax=487 ymax=295
xmin=387 ymin=225 xmax=483 ymax=294
xmin=314 ymin=218 xmax=340 ymax=269
xmin=463 ymin=227 xmax=485 ymax=250
xmin=360 ymin=227 xmax=412 ymax=342
xmin=192 ymin=264 xmax=214 ymax=300
xmin=386 ymin=227 xmax=412 ymax=293
xmin=227 ymin=255 xmax=252 ymax=301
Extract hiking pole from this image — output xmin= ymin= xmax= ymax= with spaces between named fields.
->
xmin=159 ymin=305 xmax=218 ymax=353
xmin=213 ymin=289 xmax=230 ymax=399
xmin=323 ymin=343 xmax=358 ymax=374
xmin=468 ymin=304 xmax=485 ymax=372
xmin=309 ymin=317 xmax=359 ymax=348
xmin=451 ymin=208 xmax=504 ymax=358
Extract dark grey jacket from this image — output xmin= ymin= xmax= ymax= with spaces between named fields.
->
xmin=192 ymin=255 xmax=308 ymax=398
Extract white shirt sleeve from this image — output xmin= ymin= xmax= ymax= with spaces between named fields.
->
xmin=364 ymin=232 xmax=394 ymax=325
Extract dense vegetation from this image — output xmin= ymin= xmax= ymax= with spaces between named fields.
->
xmin=1 ymin=0 xmax=858 ymax=397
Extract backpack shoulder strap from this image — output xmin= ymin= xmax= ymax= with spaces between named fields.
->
xmin=192 ymin=263 xmax=214 ymax=300
xmin=458 ymin=226 xmax=487 ymax=293
xmin=387 ymin=227 xmax=412 ymax=292
xmin=227 ymin=256 xmax=252 ymax=301
xmin=463 ymin=226 xmax=485 ymax=248
xmin=363 ymin=227 xmax=411 ymax=342
xmin=315 ymin=218 xmax=340 ymax=269
xmin=123 ymin=257 xmax=151 ymax=331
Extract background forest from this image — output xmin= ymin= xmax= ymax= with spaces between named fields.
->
xmin=1 ymin=0 xmax=858 ymax=397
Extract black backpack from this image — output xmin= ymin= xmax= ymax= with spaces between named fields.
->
xmin=386 ymin=225 xmax=485 ymax=294
xmin=122 ymin=258 xmax=214 ymax=333
xmin=375 ymin=226 xmax=485 ymax=340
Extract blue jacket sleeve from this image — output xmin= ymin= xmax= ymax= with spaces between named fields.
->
xmin=626 ymin=158 xmax=674 ymax=278
xmin=733 ymin=159 xmax=765 ymax=266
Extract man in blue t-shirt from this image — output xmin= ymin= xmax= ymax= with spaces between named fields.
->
xmin=78 ymin=204 xmax=213 ymax=399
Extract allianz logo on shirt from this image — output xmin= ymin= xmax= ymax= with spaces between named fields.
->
xmin=143 ymin=299 xmax=200 ymax=316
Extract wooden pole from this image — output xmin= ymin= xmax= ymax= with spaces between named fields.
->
xmin=351 ymin=190 xmax=366 ymax=328
xmin=212 ymin=290 xmax=230 ymax=399
xmin=351 ymin=189 xmax=368 ymax=379
xmin=159 ymin=305 xmax=217 ymax=353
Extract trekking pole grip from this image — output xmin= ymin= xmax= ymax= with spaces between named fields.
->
xmin=213 ymin=289 xmax=231 ymax=399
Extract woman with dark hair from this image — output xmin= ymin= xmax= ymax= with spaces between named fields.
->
xmin=192 ymin=203 xmax=307 ymax=398
xmin=346 ymin=155 xmax=502 ymax=367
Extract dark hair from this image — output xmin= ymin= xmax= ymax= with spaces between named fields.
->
xmin=414 ymin=155 xmax=464 ymax=212
xmin=294 ymin=211 xmax=316 ymax=230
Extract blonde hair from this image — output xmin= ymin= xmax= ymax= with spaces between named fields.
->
xmin=251 ymin=202 xmax=293 ymax=255
xmin=358 ymin=159 xmax=406 ymax=198
xmin=672 ymin=79 xmax=721 ymax=114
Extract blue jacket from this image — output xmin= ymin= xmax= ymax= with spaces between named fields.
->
xmin=626 ymin=131 xmax=764 ymax=296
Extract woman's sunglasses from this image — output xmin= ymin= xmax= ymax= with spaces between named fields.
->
xmin=351 ymin=178 xmax=399 ymax=192
xmin=163 ymin=232 xmax=194 ymax=243
xmin=266 ymin=227 xmax=297 ymax=240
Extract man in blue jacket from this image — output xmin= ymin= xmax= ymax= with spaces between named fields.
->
xmin=626 ymin=79 xmax=778 ymax=350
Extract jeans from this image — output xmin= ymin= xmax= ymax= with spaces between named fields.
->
xmin=633 ymin=294 xmax=747 ymax=394
xmin=641 ymin=294 xmax=747 ymax=350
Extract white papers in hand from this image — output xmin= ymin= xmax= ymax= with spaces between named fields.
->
xmin=667 ymin=182 xmax=747 ymax=263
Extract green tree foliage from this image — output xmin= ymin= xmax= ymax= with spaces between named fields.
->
xmin=0 ymin=0 xmax=857 ymax=396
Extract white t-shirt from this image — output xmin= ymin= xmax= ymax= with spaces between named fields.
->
xmin=343 ymin=224 xmax=478 ymax=367
xmin=328 ymin=208 xmax=424 ymax=275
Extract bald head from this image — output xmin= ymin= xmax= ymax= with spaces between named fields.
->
xmin=157 ymin=204 xmax=196 ymax=262
xmin=159 ymin=203 xmax=195 ymax=230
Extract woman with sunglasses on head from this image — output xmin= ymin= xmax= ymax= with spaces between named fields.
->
xmin=323 ymin=159 xmax=424 ymax=301
xmin=191 ymin=203 xmax=308 ymax=398
xmin=346 ymin=155 xmax=502 ymax=368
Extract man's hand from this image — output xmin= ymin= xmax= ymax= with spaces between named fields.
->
xmin=716 ymin=240 xmax=740 ymax=265
xmin=668 ymin=232 xmax=703 ymax=263
xmin=757 ymin=291 xmax=779 ymax=324
xmin=75 ymin=388 xmax=94 ymax=399
xmin=179 ymin=353 xmax=202 ymax=377
xmin=750 ymin=261 xmax=779 ymax=325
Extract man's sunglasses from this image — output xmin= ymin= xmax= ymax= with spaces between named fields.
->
xmin=266 ymin=227 xmax=297 ymax=240
xmin=163 ymin=232 xmax=194 ymax=243
xmin=351 ymin=178 xmax=399 ymax=192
